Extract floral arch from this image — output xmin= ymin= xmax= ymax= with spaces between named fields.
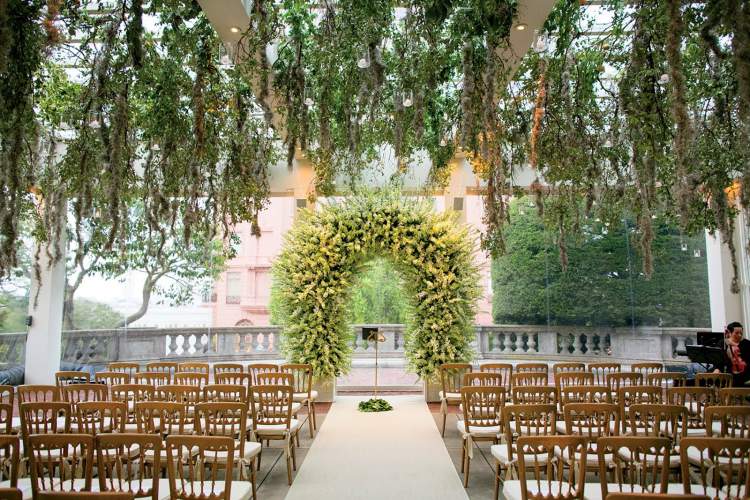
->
xmin=272 ymin=192 xmax=481 ymax=380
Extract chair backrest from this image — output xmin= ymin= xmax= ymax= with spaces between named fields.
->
xmin=502 ymin=403 xmax=557 ymax=461
xmin=720 ymin=387 xmax=750 ymax=405
xmin=18 ymin=385 xmax=59 ymax=404
xmin=111 ymin=384 xmax=154 ymax=415
xmin=559 ymin=386 xmax=611 ymax=409
xmin=28 ymin=433 xmax=94 ymax=496
xmin=460 ymin=386 xmax=505 ymax=433
xmin=695 ymin=372 xmax=732 ymax=390
xmin=588 ymin=363 xmax=621 ymax=385
xmin=166 ymin=435 xmax=234 ymax=500
xmin=552 ymin=363 xmax=586 ymax=379
xmin=135 ymin=402 xmax=189 ymax=436
xmin=94 ymin=371 xmax=130 ymax=387
xmin=667 ymin=386 xmax=714 ymax=434
xmin=512 ymin=386 xmax=558 ymax=406
xmin=19 ymin=402 xmax=71 ymax=439
xmin=172 ymin=372 xmax=209 ymax=387
xmin=0 ymin=385 xmax=14 ymax=407
xmin=0 ymin=488 xmax=21 ymax=500
xmin=0 ymin=435 xmax=20 ymax=487
xmin=516 ymin=363 xmax=549 ymax=375
xmin=512 ymin=372 xmax=548 ymax=387
xmin=479 ymin=363 xmax=512 ymax=392
xmin=251 ymin=384 xmax=293 ymax=429
xmin=517 ymin=435 xmax=588 ymax=500
xmin=0 ymin=402 xmax=12 ymax=435
xmin=631 ymin=362 xmax=663 ymax=378
xmin=247 ymin=363 xmax=279 ymax=385
xmin=203 ymin=384 xmax=247 ymax=403
xmin=439 ymin=363 xmax=472 ymax=394
xmin=194 ymin=402 xmax=247 ymax=456
xmin=107 ymin=362 xmax=140 ymax=378
xmin=55 ymin=371 xmax=90 ymax=388
xmin=38 ymin=493 xmax=136 ymax=499
xmin=96 ymin=433 xmax=162 ymax=500
xmin=564 ymin=403 xmax=619 ymax=454
xmin=280 ymin=364 xmax=313 ymax=395
xmin=704 ymin=405 xmax=750 ymax=438
xmin=76 ymin=401 xmax=127 ymax=435
xmin=597 ymin=436 xmax=671 ymax=496
xmin=144 ymin=362 xmax=177 ymax=376
xmin=556 ymin=372 xmax=594 ymax=392
xmin=255 ymin=372 xmax=294 ymax=386
xmin=647 ymin=372 xmax=686 ymax=398
xmin=176 ymin=362 xmax=209 ymax=374
xmin=607 ymin=373 xmax=644 ymax=402
xmin=154 ymin=385 xmax=202 ymax=407
xmin=215 ymin=372 xmax=253 ymax=388
xmin=462 ymin=372 xmax=503 ymax=387
xmin=213 ymin=363 xmax=244 ymax=378
xmin=679 ymin=437 xmax=750 ymax=500
xmin=61 ymin=384 xmax=108 ymax=411
xmin=133 ymin=372 xmax=171 ymax=388
xmin=617 ymin=386 xmax=663 ymax=434
xmin=629 ymin=404 xmax=688 ymax=449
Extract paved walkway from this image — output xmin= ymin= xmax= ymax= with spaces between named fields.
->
xmin=284 ymin=395 xmax=469 ymax=500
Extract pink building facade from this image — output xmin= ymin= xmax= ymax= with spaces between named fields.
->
xmin=209 ymin=195 xmax=494 ymax=326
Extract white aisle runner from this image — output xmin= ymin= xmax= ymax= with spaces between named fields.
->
xmin=284 ymin=395 xmax=469 ymax=500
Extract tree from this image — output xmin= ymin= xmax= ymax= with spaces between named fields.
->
xmin=492 ymin=197 xmax=711 ymax=328
xmin=1 ymin=292 xmax=123 ymax=332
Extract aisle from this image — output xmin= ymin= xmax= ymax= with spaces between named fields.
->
xmin=285 ymin=395 xmax=469 ymax=500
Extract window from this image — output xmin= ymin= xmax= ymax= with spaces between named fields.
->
xmin=226 ymin=272 xmax=241 ymax=304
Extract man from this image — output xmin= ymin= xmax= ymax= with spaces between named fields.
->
xmin=724 ymin=322 xmax=750 ymax=386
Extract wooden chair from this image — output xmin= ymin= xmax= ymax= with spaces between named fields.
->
xmin=607 ymin=373 xmax=644 ymax=403
xmin=680 ymin=437 xmax=750 ymax=499
xmin=281 ymin=363 xmax=317 ymax=438
xmin=250 ymin=384 xmax=301 ymax=485
xmin=54 ymin=372 xmax=90 ymax=390
xmin=617 ymin=386 xmax=663 ymax=435
xmin=556 ymin=372 xmax=594 ymax=393
xmin=0 ymin=488 xmax=21 ymax=500
xmin=480 ymin=363 xmax=513 ymax=393
xmin=27 ymin=433 xmax=94 ymax=497
xmin=719 ymin=387 xmax=750 ymax=405
xmin=76 ymin=402 xmax=127 ymax=435
xmin=96 ymin=433 xmax=162 ymax=500
xmin=667 ymin=387 xmax=714 ymax=436
xmin=154 ymin=385 xmax=202 ymax=407
xmin=246 ymin=364 xmax=279 ymax=386
xmin=704 ymin=405 xmax=750 ymax=439
xmin=94 ymin=372 xmax=130 ymax=389
xmin=0 ymin=403 xmax=12 ymax=436
xmin=458 ymin=386 xmax=505 ymax=488
xmin=589 ymin=362 xmax=621 ymax=386
xmin=143 ymin=362 xmax=176 ymax=378
xmin=61 ymin=385 xmax=108 ymax=428
xmin=511 ymin=372 xmax=548 ymax=387
xmin=695 ymin=372 xmax=732 ymax=391
xmin=172 ymin=372 xmax=208 ymax=388
xmin=175 ymin=362 xmax=209 ymax=375
xmin=563 ymin=403 xmax=619 ymax=474
xmin=254 ymin=372 xmax=293 ymax=386
xmin=213 ymin=363 xmax=244 ymax=378
xmin=136 ymin=402 xmax=191 ymax=473
xmin=463 ymin=372 xmax=503 ymax=387
xmin=133 ymin=373 xmax=170 ymax=389
xmin=491 ymin=403 xmax=557 ymax=492
xmin=107 ymin=362 xmax=140 ymax=379
xmin=512 ymin=386 xmax=558 ymax=406
xmin=110 ymin=385 xmax=154 ymax=432
xmin=504 ymin=436 xmax=588 ymax=500
xmin=166 ymin=435 xmax=248 ymax=500
xmin=516 ymin=363 xmax=549 ymax=375
xmin=0 ymin=435 xmax=20 ymax=489
xmin=597 ymin=436 xmax=671 ymax=496
xmin=18 ymin=385 xmax=59 ymax=404
xmin=214 ymin=372 xmax=252 ymax=388
xmin=625 ymin=404 xmax=687 ymax=471
xmin=631 ymin=362 xmax=663 ymax=379
xmin=557 ymin=386 xmax=611 ymax=428
xmin=203 ymin=385 xmax=246 ymax=403
xmin=647 ymin=372 xmax=686 ymax=400
xmin=0 ymin=385 xmax=14 ymax=406
xmin=552 ymin=362 xmax=586 ymax=380
xmin=438 ymin=363 xmax=472 ymax=437
xmin=19 ymin=402 xmax=71 ymax=440
xmin=194 ymin=402 xmax=260 ymax=496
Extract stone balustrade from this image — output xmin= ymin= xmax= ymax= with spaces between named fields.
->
xmin=0 ymin=324 xmax=700 ymax=368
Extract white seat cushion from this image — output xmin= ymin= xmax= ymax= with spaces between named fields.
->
xmin=439 ymin=391 xmax=461 ymax=401
xmin=490 ymin=445 xmax=550 ymax=467
xmin=292 ymin=390 xmax=318 ymax=402
xmin=455 ymin=419 xmax=501 ymax=437
xmin=202 ymin=441 xmax=262 ymax=463
xmin=74 ymin=478 xmax=171 ymax=500
xmin=174 ymin=481 xmax=252 ymax=500
xmin=617 ymin=447 xmax=681 ymax=467
xmin=555 ymin=421 xmax=567 ymax=434
xmin=255 ymin=418 xmax=302 ymax=437
xmin=503 ymin=480 xmax=577 ymax=500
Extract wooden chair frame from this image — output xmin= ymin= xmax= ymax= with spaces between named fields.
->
xmin=96 ymin=433 xmax=162 ymax=500
xmin=719 ymin=387 xmax=750 ymax=406
xmin=280 ymin=363 xmax=317 ymax=437
xmin=516 ymin=363 xmax=549 ymax=375
xmin=172 ymin=372 xmax=209 ymax=387
xmin=107 ymin=362 xmax=140 ymax=378
xmin=631 ymin=363 xmax=663 ymax=379
xmin=597 ymin=436 xmax=671 ymax=497
xmin=76 ymin=401 xmax=127 ymax=435
xmin=250 ymin=384 xmax=298 ymax=485
xmin=512 ymin=386 xmax=558 ymax=406
xmin=438 ymin=363 xmax=472 ymax=438
xmin=679 ymin=437 xmax=750 ymax=499
xmin=213 ymin=363 xmax=244 ymax=378
xmin=133 ymin=372 xmax=171 ymax=388
xmin=18 ymin=385 xmax=59 ymax=404
xmin=479 ymin=363 xmax=513 ymax=393
xmin=27 ymin=433 xmax=94 ymax=497
xmin=511 ymin=372 xmax=548 ymax=388
xmin=517 ymin=435 xmax=588 ymax=500
xmin=588 ymin=362 xmax=622 ymax=386
xmin=459 ymin=386 xmax=505 ymax=488
xmin=246 ymin=364 xmax=279 ymax=386
xmin=176 ymin=362 xmax=209 ymax=375
xmin=704 ymin=405 xmax=750 ymax=439
xmin=165 ymin=435 xmax=235 ymax=500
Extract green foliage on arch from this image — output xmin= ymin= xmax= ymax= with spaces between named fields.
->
xmin=272 ymin=192 xmax=481 ymax=380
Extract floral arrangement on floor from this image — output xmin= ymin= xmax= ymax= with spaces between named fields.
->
xmin=272 ymin=190 xmax=481 ymax=381
xmin=358 ymin=398 xmax=394 ymax=413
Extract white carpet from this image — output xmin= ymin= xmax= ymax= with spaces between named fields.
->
xmin=285 ymin=395 xmax=469 ymax=500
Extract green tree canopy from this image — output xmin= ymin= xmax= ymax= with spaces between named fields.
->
xmin=492 ymin=197 xmax=710 ymax=328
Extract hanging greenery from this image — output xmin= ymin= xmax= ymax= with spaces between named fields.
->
xmin=272 ymin=191 xmax=480 ymax=380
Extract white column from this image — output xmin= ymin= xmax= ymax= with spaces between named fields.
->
xmin=24 ymin=213 xmax=67 ymax=384
xmin=706 ymin=228 xmax=745 ymax=332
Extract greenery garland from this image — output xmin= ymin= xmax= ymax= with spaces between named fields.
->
xmin=358 ymin=398 xmax=393 ymax=412
xmin=272 ymin=191 xmax=480 ymax=380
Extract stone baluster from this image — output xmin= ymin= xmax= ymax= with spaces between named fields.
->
xmin=268 ymin=331 xmax=276 ymax=353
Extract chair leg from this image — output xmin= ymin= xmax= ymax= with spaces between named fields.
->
xmin=463 ymin=442 xmax=471 ymax=488
xmin=251 ymin=458 xmax=257 ymax=500
xmin=311 ymin=400 xmax=317 ymax=430
xmin=494 ymin=462 xmax=500 ymax=500
xmin=257 ymin=447 xmax=262 ymax=470
xmin=442 ymin=411 xmax=447 ymax=437
xmin=286 ymin=452 xmax=293 ymax=485
xmin=307 ymin=401 xmax=315 ymax=438
xmin=291 ymin=436 xmax=297 ymax=471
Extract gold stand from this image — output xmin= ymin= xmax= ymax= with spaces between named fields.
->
xmin=367 ymin=330 xmax=386 ymax=398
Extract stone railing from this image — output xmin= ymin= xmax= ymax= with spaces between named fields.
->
xmin=0 ymin=324 xmax=699 ymax=368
